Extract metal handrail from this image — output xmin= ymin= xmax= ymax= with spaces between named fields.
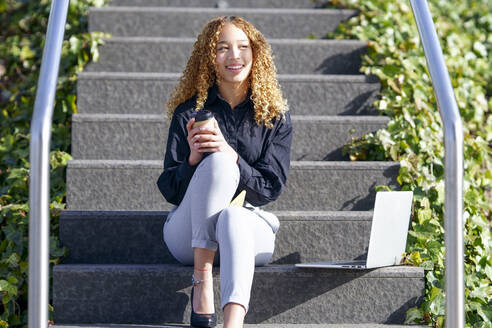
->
xmin=25 ymin=1 xmax=464 ymax=327
xmin=409 ymin=1 xmax=464 ymax=327
xmin=29 ymin=1 xmax=69 ymax=327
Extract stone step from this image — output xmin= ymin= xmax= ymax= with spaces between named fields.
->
xmin=59 ymin=210 xmax=373 ymax=265
xmin=54 ymin=325 xmax=427 ymax=328
xmin=89 ymin=7 xmax=357 ymax=38
xmin=66 ymin=160 xmax=399 ymax=211
xmin=77 ymin=72 xmax=379 ymax=116
xmin=71 ymin=114 xmax=388 ymax=161
xmin=109 ymin=0 xmax=330 ymax=9
xmin=52 ymin=264 xmax=424 ymax=324
xmin=86 ymin=38 xmax=366 ymax=75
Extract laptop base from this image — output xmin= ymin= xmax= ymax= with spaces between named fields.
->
xmin=295 ymin=260 xmax=367 ymax=269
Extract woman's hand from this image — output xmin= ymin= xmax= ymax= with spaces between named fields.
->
xmin=186 ymin=118 xmax=238 ymax=166
xmin=186 ymin=118 xmax=203 ymax=166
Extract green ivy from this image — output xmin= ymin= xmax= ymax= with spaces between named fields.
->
xmin=1 ymin=0 xmax=490 ymax=327
xmin=0 ymin=0 xmax=107 ymax=327
xmin=327 ymin=0 xmax=491 ymax=327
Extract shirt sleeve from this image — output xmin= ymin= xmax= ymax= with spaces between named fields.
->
xmin=156 ymin=111 xmax=196 ymax=205
xmin=236 ymin=112 xmax=293 ymax=206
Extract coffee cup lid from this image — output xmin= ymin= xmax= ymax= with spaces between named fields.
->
xmin=194 ymin=110 xmax=214 ymax=122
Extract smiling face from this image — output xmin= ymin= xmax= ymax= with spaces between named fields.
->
xmin=215 ymin=22 xmax=253 ymax=88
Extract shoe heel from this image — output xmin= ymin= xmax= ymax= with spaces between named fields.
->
xmin=190 ymin=279 xmax=217 ymax=328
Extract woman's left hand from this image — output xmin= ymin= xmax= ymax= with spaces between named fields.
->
xmin=191 ymin=119 xmax=238 ymax=162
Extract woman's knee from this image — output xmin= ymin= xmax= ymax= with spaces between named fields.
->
xmin=196 ymin=152 xmax=239 ymax=183
xmin=163 ymin=216 xmax=194 ymax=265
xmin=217 ymin=207 xmax=276 ymax=265
xmin=216 ymin=207 xmax=253 ymax=240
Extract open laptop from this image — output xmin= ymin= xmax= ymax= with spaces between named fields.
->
xmin=295 ymin=191 xmax=413 ymax=269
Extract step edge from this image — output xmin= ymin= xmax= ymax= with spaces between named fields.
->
xmin=90 ymin=7 xmax=357 ymax=15
xmin=72 ymin=113 xmax=164 ymax=121
xmin=67 ymin=160 xmax=400 ymax=169
xmin=72 ymin=113 xmax=389 ymax=123
xmin=53 ymin=263 xmax=424 ymax=278
xmin=52 ymin=325 xmax=427 ymax=328
xmin=60 ymin=210 xmax=374 ymax=221
xmin=78 ymin=72 xmax=378 ymax=83
xmin=100 ymin=36 xmax=367 ymax=45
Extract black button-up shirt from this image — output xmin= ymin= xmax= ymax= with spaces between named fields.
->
xmin=157 ymin=84 xmax=293 ymax=207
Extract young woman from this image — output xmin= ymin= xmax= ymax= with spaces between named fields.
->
xmin=157 ymin=16 xmax=292 ymax=328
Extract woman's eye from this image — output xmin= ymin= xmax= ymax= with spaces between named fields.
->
xmin=239 ymin=45 xmax=249 ymax=49
xmin=217 ymin=47 xmax=228 ymax=51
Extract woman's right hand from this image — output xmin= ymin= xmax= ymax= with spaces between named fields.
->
xmin=186 ymin=118 xmax=204 ymax=166
xmin=186 ymin=116 xmax=236 ymax=166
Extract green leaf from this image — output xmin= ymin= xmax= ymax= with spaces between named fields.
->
xmin=429 ymin=287 xmax=442 ymax=301
xmin=421 ymin=260 xmax=434 ymax=271
xmin=382 ymin=64 xmax=400 ymax=77
xmin=19 ymin=46 xmax=35 ymax=60
xmin=0 ymin=280 xmax=17 ymax=296
xmin=473 ymin=41 xmax=487 ymax=57
xmin=485 ymin=265 xmax=492 ymax=281
xmin=405 ymin=306 xmax=424 ymax=324
xmin=476 ymin=305 xmax=492 ymax=324
xmin=0 ymin=280 xmax=8 ymax=292
xmin=6 ymin=276 xmax=18 ymax=285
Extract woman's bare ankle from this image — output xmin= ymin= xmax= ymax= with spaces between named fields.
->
xmin=193 ymin=248 xmax=216 ymax=314
xmin=192 ymin=271 xmax=215 ymax=314
xmin=193 ymin=267 xmax=213 ymax=280
xmin=223 ymin=302 xmax=245 ymax=328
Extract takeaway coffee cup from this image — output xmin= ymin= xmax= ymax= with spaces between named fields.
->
xmin=192 ymin=110 xmax=214 ymax=156
xmin=192 ymin=110 xmax=214 ymax=129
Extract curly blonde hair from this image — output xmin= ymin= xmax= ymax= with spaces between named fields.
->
xmin=166 ymin=16 xmax=288 ymax=128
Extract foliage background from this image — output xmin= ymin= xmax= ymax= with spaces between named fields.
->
xmin=328 ymin=0 xmax=492 ymax=327
xmin=0 ymin=0 xmax=106 ymax=326
xmin=0 ymin=0 xmax=490 ymax=327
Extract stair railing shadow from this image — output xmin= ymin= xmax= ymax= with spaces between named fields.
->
xmin=341 ymin=182 xmax=378 ymax=211
xmin=322 ymin=146 xmax=349 ymax=161
xmin=339 ymin=89 xmax=379 ymax=116
xmin=247 ymin=266 xmax=376 ymax=323
xmin=247 ymin=264 xmax=421 ymax=324
xmin=314 ymin=48 xmax=365 ymax=75
xmin=341 ymin=164 xmax=400 ymax=211
xmin=271 ymin=252 xmax=302 ymax=264
xmin=384 ymin=296 xmax=425 ymax=323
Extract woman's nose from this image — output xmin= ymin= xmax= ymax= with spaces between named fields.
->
xmin=229 ymin=46 xmax=240 ymax=58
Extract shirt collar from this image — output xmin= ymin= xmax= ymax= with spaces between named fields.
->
xmin=204 ymin=83 xmax=252 ymax=109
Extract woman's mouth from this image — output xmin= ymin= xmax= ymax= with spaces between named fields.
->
xmin=226 ymin=64 xmax=243 ymax=73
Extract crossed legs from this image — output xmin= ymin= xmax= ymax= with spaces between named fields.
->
xmin=163 ymin=152 xmax=275 ymax=327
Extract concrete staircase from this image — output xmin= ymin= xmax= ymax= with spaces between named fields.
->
xmin=53 ymin=0 xmax=425 ymax=326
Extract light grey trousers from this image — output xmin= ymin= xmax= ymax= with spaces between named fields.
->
xmin=163 ymin=152 xmax=276 ymax=312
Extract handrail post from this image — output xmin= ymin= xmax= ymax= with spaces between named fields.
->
xmin=409 ymin=1 xmax=464 ymax=328
xmin=29 ymin=1 xmax=69 ymax=327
